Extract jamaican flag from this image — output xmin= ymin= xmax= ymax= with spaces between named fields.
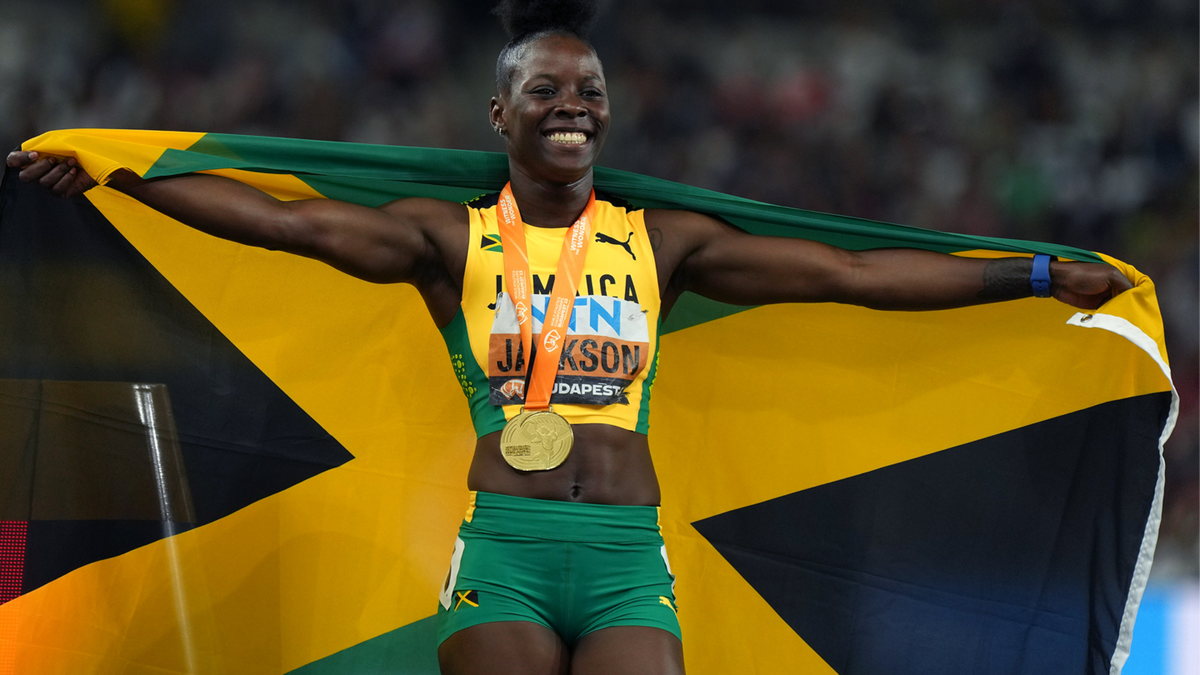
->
xmin=0 ymin=130 xmax=1175 ymax=674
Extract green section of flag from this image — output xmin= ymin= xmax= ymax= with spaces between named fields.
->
xmin=185 ymin=134 xmax=246 ymax=162
xmin=141 ymin=132 xmax=1105 ymax=334
xmin=153 ymin=133 xmax=511 ymax=187
xmin=286 ymin=616 xmax=440 ymax=675
xmin=151 ymin=132 xmax=1100 ymax=262
xmin=298 ymin=174 xmax=488 ymax=209
xmin=661 ymin=294 xmax=757 ymax=336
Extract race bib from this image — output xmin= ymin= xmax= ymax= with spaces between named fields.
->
xmin=488 ymin=292 xmax=650 ymax=406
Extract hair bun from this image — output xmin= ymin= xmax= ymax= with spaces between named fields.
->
xmin=493 ymin=0 xmax=599 ymax=42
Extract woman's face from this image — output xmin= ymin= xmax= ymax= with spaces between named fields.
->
xmin=491 ymin=34 xmax=610 ymax=186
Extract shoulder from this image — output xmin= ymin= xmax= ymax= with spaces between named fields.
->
xmin=595 ymin=190 xmax=637 ymax=212
xmin=462 ymin=192 xmax=500 ymax=210
xmin=377 ymin=196 xmax=471 ymax=256
xmin=644 ymin=208 xmax=738 ymax=252
xmin=644 ymin=208 xmax=732 ymax=233
xmin=642 ymin=209 xmax=738 ymax=297
xmin=375 ymin=197 xmax=472 ymax=284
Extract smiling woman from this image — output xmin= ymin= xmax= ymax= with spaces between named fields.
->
xmin=438 ymin=3 xmax=688 ymax=673
xmin=488 ymin=3 xmax=609 ymax=223
xmin=4 ymin=0 xmax=1136 ymax=673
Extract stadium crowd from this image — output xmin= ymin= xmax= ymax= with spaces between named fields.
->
xmin=1 ymin=0 xmax=1196 ymax=578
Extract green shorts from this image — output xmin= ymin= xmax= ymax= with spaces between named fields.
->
xmin=436 ymin=491 xmax=681 ymax=646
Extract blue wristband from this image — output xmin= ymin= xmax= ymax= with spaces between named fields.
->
xmin=1031 ymin=254 xmax=1052 ymax=298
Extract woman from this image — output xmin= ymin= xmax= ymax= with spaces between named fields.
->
xmin=7 ymin=2 xmax=1130 ymax=673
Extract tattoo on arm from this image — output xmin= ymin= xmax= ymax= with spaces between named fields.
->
xmin=978 ymin=258 xmax=1034 ymax=301
xmin=647 ymin=227 xmax=662 ymax=252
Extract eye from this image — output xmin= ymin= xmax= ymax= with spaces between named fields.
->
xmin=530 ymin=86 xmax=556 ymax=97
xmin=581 ymin=88 xmax=605 ymax=99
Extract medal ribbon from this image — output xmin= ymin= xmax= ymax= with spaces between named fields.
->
xmin=496 ymin=182 xmax=596 ymax=411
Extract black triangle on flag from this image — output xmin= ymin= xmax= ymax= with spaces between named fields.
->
xmin=0 ymin=168 xmax=354 ymax=596
xmin=693 ymin=392 xmax=1168 ymax=675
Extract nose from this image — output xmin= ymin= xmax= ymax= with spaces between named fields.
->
xmin=554 ymin=96 xmax=588 ymax=118
xmin=554 ymin=106 xmax=587 ymax=119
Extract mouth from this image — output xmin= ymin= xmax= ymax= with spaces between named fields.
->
xmin=542 ymin=130 xmax=591 ymax=146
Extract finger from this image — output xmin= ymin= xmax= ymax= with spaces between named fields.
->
xmin=64 ymin=171 xmax=98 ymax=198
xmin=1110 ymin=269 xmax=1134 ymax=293
xmin=68 ymin=171 xmax=98 ymax=197
xmin=52 ymin=167 xmax=77 ymax=194
xmin=6 ymin=150 xmax=35 ymax=168
xmin=18 ymin=157 xmax=55 ymax=182
xmin=38 ymin=162 xmax=71 ymax=188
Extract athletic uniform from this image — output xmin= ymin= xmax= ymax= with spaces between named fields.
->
xmin=436 ymin=192 xmax=681 ymax=645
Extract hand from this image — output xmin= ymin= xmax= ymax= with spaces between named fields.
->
xmin=1051 ymin=261 xmax=1133 ymax=310
xmin=6 ymin=150 xmax=98 ymax=197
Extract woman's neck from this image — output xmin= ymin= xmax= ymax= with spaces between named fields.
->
xmin=507 ymin=163 xmax=594 ymax=228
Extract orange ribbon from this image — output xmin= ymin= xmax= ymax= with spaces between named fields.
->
xmin=496 ymin=183 xmax=596 ymax=411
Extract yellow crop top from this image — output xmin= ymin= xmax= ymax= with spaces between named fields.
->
xmin=440 ymin=192 xmax=661 ymax=437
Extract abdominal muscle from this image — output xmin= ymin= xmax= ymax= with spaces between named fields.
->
xmin=466 ymin=423 xmax=662 ymax=506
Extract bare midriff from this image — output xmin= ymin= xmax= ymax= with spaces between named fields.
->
xmin=467 ymin=424 xmax=661 ymax=506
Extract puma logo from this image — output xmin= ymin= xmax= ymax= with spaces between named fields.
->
xmin=595 ymin=232 xmax=636 ymax=260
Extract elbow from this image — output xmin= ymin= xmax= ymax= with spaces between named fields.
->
xmin=827 ymin=252 xmax=915 ymax=310
xmin=823 ymin=250 xmax=870 ymax=305
xmin=271 ymin=202 xmax=318 ymax=254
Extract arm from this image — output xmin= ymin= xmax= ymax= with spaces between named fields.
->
xmin=648 ymin=209 xmax=1131 ymax=312
xmin=6 ymin=150 xmax=468 ymax=287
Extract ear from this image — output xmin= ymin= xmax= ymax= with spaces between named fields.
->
xmin=489 ymin=96 xmax=505 ymax=135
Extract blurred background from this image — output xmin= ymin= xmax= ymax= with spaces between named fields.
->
xmin=0 ymin=0 xmax=1195 ymax=671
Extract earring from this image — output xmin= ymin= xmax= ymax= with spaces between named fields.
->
xmin=496 ymin=127 xmax=506 ymax=137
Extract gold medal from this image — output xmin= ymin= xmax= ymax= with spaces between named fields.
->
xmin=493 ymin=183 xmax=595 ymax=473
xmin=500 ymin=408 xmax=574 ymax=471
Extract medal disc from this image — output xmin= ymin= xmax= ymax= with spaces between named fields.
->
xmin=500 ymin=409 xmax=574 ymax=471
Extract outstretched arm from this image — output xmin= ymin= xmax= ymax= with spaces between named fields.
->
xmin=648 ymin=209 xmax=1131 ymax=312
xmin=6 ymin=150 xmax=468 ymax=287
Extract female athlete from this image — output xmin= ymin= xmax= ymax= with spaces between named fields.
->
xmin=7 ymin=1 xmax=1131 ymax=673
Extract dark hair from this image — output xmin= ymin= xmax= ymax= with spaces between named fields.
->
xmin=493 ymin=0 xmax=600 ymax=93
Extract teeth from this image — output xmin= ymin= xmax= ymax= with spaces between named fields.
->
xmin=547 ymin=131 xmax=587 ymax=145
